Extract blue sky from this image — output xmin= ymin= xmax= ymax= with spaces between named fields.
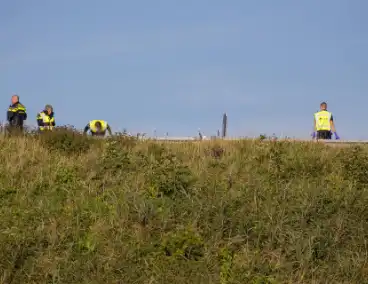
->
xmin=1 ymin=0 xmax=367 ymax=139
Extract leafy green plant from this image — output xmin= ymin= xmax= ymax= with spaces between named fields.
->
xmin=38 ymin=125 xmax=94 ymax=154
xmin=148 ymin=151 xmax=195 ymax=197
xmin=219 ymin=246 xmax=234 ymax=284
xmin=160 ymin=227 xmax=204 ymax=260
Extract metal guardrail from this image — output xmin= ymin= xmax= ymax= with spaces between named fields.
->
xmin=317 ymin=140 xmax=368 ymax=144
xmin=143 ymin=137 xmax=368 ymax=144
xmin=1 ymin=123 xmax=367 ymax=144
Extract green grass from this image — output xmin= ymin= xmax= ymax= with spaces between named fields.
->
xmin=1 ymin=130 xmax=368 ymax=283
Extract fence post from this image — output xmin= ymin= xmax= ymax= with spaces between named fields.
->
xmin=221 ymin=113 xmax=227 ymax=138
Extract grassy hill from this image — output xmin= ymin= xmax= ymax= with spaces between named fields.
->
xmin=1 ymin=130 xmax=368 ymax=283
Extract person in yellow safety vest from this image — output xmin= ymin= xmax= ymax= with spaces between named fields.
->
xmin=312 ymin=102 xmax=340 ymax=140
xmin=37 ymin=104 xmax=55 ymax=131
xmin=83 ymin=120 xmax=112 ymax=136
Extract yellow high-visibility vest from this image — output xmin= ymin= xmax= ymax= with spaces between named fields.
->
xmin=89 ymin=120 xmax=107 ymax=132
xmin=314 ymin=110 xmax=332 ymax=131
xmin=8 ymin=103 xmax=26 ymax=114
xmin=38 ymin=112 xmax=55 ymax=131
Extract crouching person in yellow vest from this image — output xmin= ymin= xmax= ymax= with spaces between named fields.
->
xmin=83 ymin=120 xmax=112 ymax=137
xmin=312 ymin=102 xmax=340 ymax=140
xmin=37 ymin=104 xmax=55 ymax=132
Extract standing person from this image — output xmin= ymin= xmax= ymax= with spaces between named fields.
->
xmin=312 ymin=102 xmax=340 ymax=140
xmin=84 ymin=120 xmax=112 ymax=137
xmin=6 ymin=94 xmax=27 ymax=133
xmin=37 ymin=104 xmax=55 ymax=132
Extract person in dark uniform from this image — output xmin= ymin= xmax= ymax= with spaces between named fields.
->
xmin=6 ymin=94 xmax=27 ymax=134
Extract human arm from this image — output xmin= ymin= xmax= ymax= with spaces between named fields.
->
xmin=36 ymin=113 xmax=44 ymax=126
xmin=330 ymin=115 xmax=336 ymax=133
xmin=7 ymin=106 xmax=13 ymax=122
xmin=106 ymin=124 xmax=112 ymax=136
xmin=16 ymin=103 xmax=27 ymax=120
xmin=83 ymin=123 xmax=90 ymax=134
xmin=330 ymin=115 xmax=340 ymax=139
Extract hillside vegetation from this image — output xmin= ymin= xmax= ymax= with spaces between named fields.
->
xmin=1 ymin=130 xmax=368 ymax=284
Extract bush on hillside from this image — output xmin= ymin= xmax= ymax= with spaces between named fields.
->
xmin=337 ymin=145 xmax=368 ymax=186
xmin=159 ymin=226 xmax=205 ymax=260
xmin=38 ymin=125 xmax=94 ymax=154
xmin=145 ymin=144 xmax=196 ymax=197
xmin=1 ymin=137 xmax=368 ymax=283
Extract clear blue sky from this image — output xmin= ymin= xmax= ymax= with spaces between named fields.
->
xmin=1 ymin=0 xmax=367 ymax=139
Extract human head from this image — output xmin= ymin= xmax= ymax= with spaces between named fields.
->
xmin=45 ymin=104 xmax=53 ymax=114
xmin=11 ymin=94 xmax=19 ymax=105
xmin=320 ymin=102 xmax=327 ymax=111
xmin=94 ymin=121 xmax=102 ymax=131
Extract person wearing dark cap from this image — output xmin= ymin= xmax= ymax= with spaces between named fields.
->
xmin=7 ymin=94 xmax=27 ymax=133
xmin=312 ymin=102 xmax=340 ymax=140
xmin=37 ymin=104 xmax=55 ymax=131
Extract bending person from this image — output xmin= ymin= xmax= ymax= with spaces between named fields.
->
xmin=84 ymin=120 xmax=112 ymax=137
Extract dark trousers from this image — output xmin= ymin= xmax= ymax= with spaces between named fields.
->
xmin=5 ymin=128 xmax=24 ymax=138
xmin=91 ymin=131 xmax=106 ymax=137
xmin=317 ymin=130 xmax=332 ymax=140
xmin=7 ymin=117 xmax=24 ymax=135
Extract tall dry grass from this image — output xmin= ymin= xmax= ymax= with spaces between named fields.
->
xmin=1 ymin=130 xmax=368 ymax=283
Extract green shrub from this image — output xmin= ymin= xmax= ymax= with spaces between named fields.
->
xmin=338 ymin=146 xmax=368 ymax=186
xmin=99 ymin=139 xmax=132 ymax=173
xmin=1 ymin=136 xmax=368 ymax=283
xmin=159 ymin=227 xmax=204 ymax=260
xmin=38 ymin=126 xmax=94 ymax=154
xmin=147 ymin=150 xmax=195 ymax=197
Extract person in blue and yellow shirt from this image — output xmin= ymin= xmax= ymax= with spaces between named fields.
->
xmin=7 ymin=94 xmax=27 ymax=132
xmin=312 ymin=102 xmax=340 ymax=140
xmin=84 ymin=120 xmax=112 ymax=137
xmin=37 ymin=104 xmax=55 ymax=131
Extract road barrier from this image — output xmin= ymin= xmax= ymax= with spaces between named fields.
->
xmin=1 ymin=123 xmax=367 ymax=145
